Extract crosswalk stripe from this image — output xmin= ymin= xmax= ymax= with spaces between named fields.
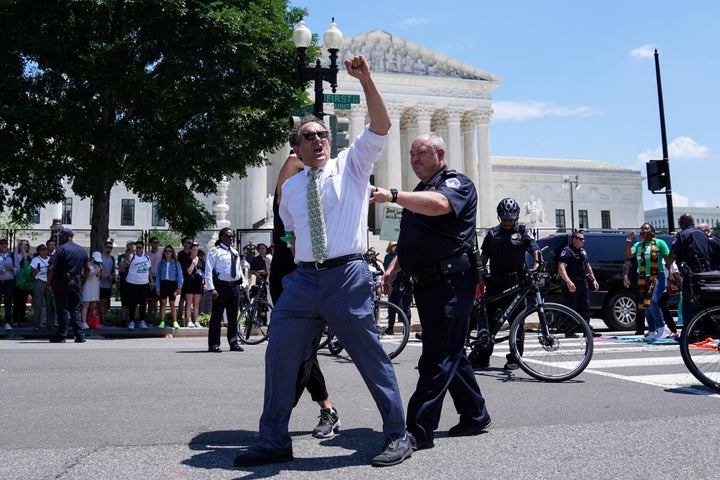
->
xmin=584 ymin=369 xmax=720 ymax=398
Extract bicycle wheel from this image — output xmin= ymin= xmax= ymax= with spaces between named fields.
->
xmin=375 ymin=301 xmax=410 ymax=359
xmin=509 ymin=302 xmax=593 ymax=382
xmin=679 ymin=305 xmax=720 ymax=392
xmin=237 ymin=300 xmax=272 ymax=345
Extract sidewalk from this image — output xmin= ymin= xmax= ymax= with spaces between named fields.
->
xmin=0 ymin=324 xmax=210 ymax=340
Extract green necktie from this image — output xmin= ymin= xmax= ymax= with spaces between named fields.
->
xmin=308 ymin=168 xmax=328 ymax=263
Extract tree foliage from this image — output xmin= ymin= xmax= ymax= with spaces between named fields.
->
xmin=0 ymin=0 xmax=309 ymax=251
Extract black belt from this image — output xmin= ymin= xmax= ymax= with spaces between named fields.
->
xmin=412 ymin=252 xmax=472 ymax=287
xmin=215 ymin=279 xmax=242 ymax=287
xmin=299 ymin=253 xmax=364 ymax=271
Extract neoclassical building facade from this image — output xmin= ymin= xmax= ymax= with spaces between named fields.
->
xmin=23 ymin=30 xmax=644 ymax=246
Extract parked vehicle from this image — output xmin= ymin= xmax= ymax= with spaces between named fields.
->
xmin=535 ymin=231 xmax=676 ymax=331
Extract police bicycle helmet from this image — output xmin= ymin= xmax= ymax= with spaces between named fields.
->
xmin=497 ymin=198 xmax=520 ymax=220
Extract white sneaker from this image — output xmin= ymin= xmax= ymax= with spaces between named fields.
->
xmin=139 ymin=320 xmax=148 ymax=329
xmin=128 ymin=321 xmax=135 ymax=330
xmin=656 ymin=325 xmax=670 ymax=340
xmin=193 ymin=322 xmax=201 ymax=328
xmin=3 ymin=323 xmax=12 ymax=330
xmin=82 ymin=321 xmax=90 ymax=330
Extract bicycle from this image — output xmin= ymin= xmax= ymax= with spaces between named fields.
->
xmin=679 ymin=270 xmax=720 ymax=392
xmin=327 ymin=276 xmax=411 ymax=359
xmin=237 ymin=276 xmax=272 ymax=345
xmin=468 ymin=266 xmax=594 ymax=382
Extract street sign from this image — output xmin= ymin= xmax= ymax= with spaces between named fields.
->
xmin=333 ymin=103 xmax=352 ymax=110
xmin=290 ymin=104 xmax=314 ymax=116
xmin=323 ymin=94 xmax=360 ymax=104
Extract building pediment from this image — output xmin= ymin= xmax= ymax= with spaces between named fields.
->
xmin=335 ymin=30 xmax=502 ymax=83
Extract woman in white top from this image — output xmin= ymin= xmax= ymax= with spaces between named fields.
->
xmin=81 ymin=251 xmax=103 ymax=329
xmin=30 ymin=244 xmax=53 ymax=329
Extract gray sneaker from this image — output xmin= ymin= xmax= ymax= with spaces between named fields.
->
xmin=312 ymin=407 xmax=340 ymax=438
xmin=371 ymin=432 xmax=412 ymax=467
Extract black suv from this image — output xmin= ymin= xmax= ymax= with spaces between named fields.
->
xmin=536 ymin=231 xmax=676 ymax=330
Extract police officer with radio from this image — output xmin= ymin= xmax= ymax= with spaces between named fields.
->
xmin=471 ymin=198 xmax=539 ymax=370
xmin=47 ymin=228 xmax=89 ymax=343
xmin=375 ymin=131 xmax=491 ymax=452
xmin=558 ymin=231 xmax=600 ymax=337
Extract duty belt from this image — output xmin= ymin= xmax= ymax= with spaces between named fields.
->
xmin=298 ymin=253 xmax=364 ymax=271
xmin=412 ymin=252 xmax=472 ymax=287
xmin=215 ymin=279 xmax=242 ymax=287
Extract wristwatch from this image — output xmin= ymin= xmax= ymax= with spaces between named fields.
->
xmin=390 ymin=188 xmax=398 ymax=203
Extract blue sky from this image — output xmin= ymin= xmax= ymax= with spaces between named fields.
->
xmin=291 ymin=0 xmax=720 ymax=212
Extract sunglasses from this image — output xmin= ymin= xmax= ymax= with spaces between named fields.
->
xmin=302 ymin=131 xmax=329 ymax=141
xmin=39 ymin=247 xmax=47 ymax=251
xmin=164 ymin=250 xmax=172 ymax=253
xmin=573 ymin=237 xmax=585 ymax=241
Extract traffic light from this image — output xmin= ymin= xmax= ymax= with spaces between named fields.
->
xmin=329 ymin=115 xmax=350 ymax=157
xmin=646 ymin=159 xmax=669 ymax=192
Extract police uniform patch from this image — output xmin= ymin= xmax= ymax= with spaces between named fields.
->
xmin=445 ymin=178 xmax=461 ymax=189
xmin=511 ymin=233 xmax=519 ymax=240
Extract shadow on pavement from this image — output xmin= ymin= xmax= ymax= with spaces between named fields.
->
xmin=184 ymin=427 xmax=383 ymax=476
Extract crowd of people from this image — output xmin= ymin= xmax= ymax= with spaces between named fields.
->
xmin=3 ymin=52 xmax=720 ymax=471
xmin=0 ymin=233 xmax=278 ymax=335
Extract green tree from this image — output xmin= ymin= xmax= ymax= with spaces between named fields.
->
xmin=0 ymin=0 xmax=308 ymax=252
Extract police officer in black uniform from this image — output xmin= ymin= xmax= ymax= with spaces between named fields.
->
xmin=558 ymin=231 xmax=600 ymax=336
xmin=471 ymin=198 xmax=539 ymax=370
xmin=665 ymin=213 xmax=712 ymax=328
xmin=375 ymin=131 xmax=490 ymax=451
xmin=47 ymin=228 xmax=89 ymax=343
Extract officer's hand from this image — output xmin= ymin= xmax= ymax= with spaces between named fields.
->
xmin=381 ymin=269 xmax=397 ymax=295
xmin=567 ymin=282 xmax=576 ymax=293
xmin=369 ymin=185 xmax=388 ymax=204
xmin=211 ymin=289 xmax=219 ymax=300
xmin=623 ymin=277 xmax=630 ymax=288
xmin=592 ymin=280 xmax=599 ymax=291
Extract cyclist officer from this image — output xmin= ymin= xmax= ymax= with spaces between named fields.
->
xmin=376 ymin=131 xmax=491 ymax=451
xmin=471 ymin=197 xmax=539 ymax=370
xmin=557 ymin=231 xmax=600 ymax=337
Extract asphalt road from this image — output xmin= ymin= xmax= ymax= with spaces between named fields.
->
xmin=2 ymin=322 xmax=719 ymax=480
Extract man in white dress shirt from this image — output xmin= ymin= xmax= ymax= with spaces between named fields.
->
xmin=204 ymin=227 xmax=246 ymax=353
xmin=233 ymin=55 xmax=411 ymax=469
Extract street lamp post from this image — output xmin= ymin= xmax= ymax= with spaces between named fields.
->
xmin=292 ymin=18 xmax=343 ymax=119
xmin=563 ymin=175 xmax=581 ymax=235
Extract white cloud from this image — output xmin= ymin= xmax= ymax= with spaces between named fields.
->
xmin=493 ymin=101 xmax=600 ymax=122
xmin=695 ymin=200 xmax=708 ymax=208
xmin=630 ymin=44 xmax=655 ymax=58
xmin=653 ymin=191 xmax=689 ymax=208
xmin=399 ymin=17 xmax=430 ymax=29
xmin=637 ymin=136 xmax=710 ymax=162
